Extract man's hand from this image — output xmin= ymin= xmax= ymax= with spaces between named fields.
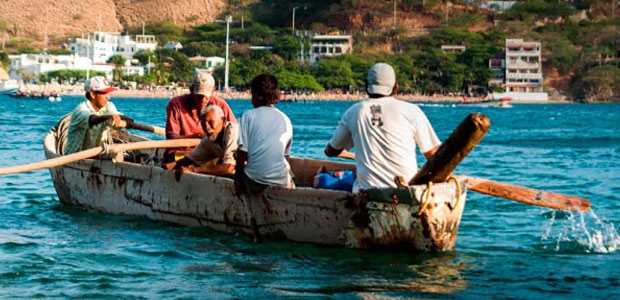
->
xmin=120 ymin=116 xmax=134 ymax=128
xmin=106 ymin=114 xmax=123 ymax=127
xmin=193 ymin=132 xmax=206 ymax=139
xmin=174 ymin=166 xmax=193 ymax=182
xmin=162 ymin=161 xmax=177 ymax=170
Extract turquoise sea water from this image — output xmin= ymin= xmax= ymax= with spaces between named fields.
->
xmin=0 ymin=94 xmax=619 ymax=299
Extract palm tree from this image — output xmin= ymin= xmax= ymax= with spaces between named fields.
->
xmin=107 ymin=55 xmax=127 ymax=82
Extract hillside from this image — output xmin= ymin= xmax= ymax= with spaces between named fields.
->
xmin=2 ymin=0 xmax=617 ymax=100
xmin=0 ymin=0 xmax=225 ymax=42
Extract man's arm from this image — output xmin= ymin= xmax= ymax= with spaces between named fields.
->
xmin=192 ymin=163 xmax=235 ymax=176
xmin=423 ymin=146 xmax=438 ymax=160
xmin=324 ymin=143 xmax=343 ymax=157
xmin=88 ymin=114 xmax=118 ymax=127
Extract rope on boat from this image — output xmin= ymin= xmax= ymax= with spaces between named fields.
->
xmin=417 ymin=181 xmax=433 ymax=216
xmin=102 ymin=143 xmax=111 ymax=155
xmin=417 ymin=176 xmax=462 ymax=215
xmin=447 ymin=176 xmax=461 ymax=211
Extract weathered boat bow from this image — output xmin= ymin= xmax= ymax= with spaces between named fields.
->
xmin=44 ymin=125 xmax=468 ymax=252
xmin=351 ymin=181 xmax=466 ymax=251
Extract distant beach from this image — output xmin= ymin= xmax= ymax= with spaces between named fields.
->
xmin=19 ymin=83 xmax=569 ymax=103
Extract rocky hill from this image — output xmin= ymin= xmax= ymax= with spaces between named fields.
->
xmin=0 ymin=0 xmax=225 ymax=42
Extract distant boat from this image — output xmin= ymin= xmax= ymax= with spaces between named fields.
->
xmin=48 ymin=91 xmax=62 ymax=102
xmin=0 ymin=79 xmax=19 ymax=95
xmin=458 ymin=96 xmax=512 ymax=108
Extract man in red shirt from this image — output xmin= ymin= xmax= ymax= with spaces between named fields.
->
xmin=164 ymin=72 xmax=237 ymax=163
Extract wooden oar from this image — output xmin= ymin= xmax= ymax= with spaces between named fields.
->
xmin=0 ymin=139 xmax=201 ymax=176
xmin=131 ymin=122 xmax=165 ymax=135
xmin=342 ymin=151 xmax=591 ymax=211
xmin=463 ymin=176 xmax=591 ymax=212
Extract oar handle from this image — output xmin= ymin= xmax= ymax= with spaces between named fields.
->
xmin=131 ymin=122 xmax=166 ymax=135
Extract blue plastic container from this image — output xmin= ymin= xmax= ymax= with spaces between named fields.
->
xmin=313 ymin=170 xmax=355 ymax=192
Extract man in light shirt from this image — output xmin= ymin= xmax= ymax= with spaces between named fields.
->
xmin=64 ymin=76 xmax=134 ymax=155
xmin=324 ymin=63 xmax=441 ymax=192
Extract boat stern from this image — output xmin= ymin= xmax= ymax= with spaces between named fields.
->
xmin=342 ymin=179 xmax=467 ymax=252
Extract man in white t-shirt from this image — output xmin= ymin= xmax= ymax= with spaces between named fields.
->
xmin=324 ymin=63 xmax=441 ymax=192
xmin=234 ymin=73 xmax=294 ymax=195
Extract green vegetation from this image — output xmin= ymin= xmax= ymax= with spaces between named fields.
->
xmin=7 ymin=1 xmax=620 ymax=101
xmin=41 ymin=69 xmax=105 ymax=84
xmin=0 ymin=51 xmax=9 ymax=71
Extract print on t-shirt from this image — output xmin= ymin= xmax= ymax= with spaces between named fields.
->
xmin=370 ymin=104 xmax=383 ymax=126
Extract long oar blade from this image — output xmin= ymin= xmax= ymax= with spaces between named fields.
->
xmin=0 ymin=139 xmax=200 ymax=176
xmin=464 ymin=176 xmax=591 ymax=212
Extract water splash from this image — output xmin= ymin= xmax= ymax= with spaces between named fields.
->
xmin=540 ymin=209 xmax=619 ymax=253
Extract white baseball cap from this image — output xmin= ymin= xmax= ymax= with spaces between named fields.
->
xmin=366 ymin=63 xmax=396 ymax=96
xmin=85 ymin=76 xmax=116 ymax=93
xmin=191 ymin=72 xmax=215 ymax=97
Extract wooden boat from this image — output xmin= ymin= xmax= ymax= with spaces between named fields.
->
xmin=42 ymin=120 xmax=468 ymax=252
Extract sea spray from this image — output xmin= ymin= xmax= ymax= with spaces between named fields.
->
xmin=541 ymin=209 xmax=619 ymax=253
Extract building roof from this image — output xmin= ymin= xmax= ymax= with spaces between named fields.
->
xmin=189 ymin=55 xmax=209 ymax=61
xmin=312 ymin=35 xmax=352 ymax=40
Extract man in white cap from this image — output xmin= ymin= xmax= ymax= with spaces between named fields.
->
xmin=164 ymin=72 xmax=237 ymax=163
xmin=324 ymin=63 xmax=441 ymax=192
xmin=64 ymin=76 xmax=133 ymax=155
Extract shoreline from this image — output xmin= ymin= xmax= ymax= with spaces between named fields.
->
xmin=20 ymin=83 xmax=575 ymax=104
xmin=110 ymin=89 xmax=574 ymax=104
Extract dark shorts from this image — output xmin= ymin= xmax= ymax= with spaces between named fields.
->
xmin=241 ymin=171 xmax=269 ymax=193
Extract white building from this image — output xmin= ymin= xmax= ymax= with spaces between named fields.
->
xmin=69 ymin=32 xmax=157 ymax=64
xmin=441 ymin=45 xmax=466 ymax=53
xmin=502 ymin=38 xmax=548 ymax=101
xmin=8 ymin=53 xmax=114 ymax=82
xmin=485 ymin=1 xmax=519 ymax=11
xmin=163 ymin=41 xmax=183 ymax=51
xmin=309 ymin=35 xmax=352 ymax=64
xmin=189 ymin=56 xmax=225 ymax=72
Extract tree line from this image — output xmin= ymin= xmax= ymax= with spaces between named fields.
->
xmin=3 ymin=0 xmax=620 ymax=101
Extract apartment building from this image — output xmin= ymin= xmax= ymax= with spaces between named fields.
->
xmin=309 ymin=35 xmax=352 ymax=64
xmin=69 ymin=32 xmax=157 ymax=64
xmin=503 ymin=38 xmax=548 ymax=101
